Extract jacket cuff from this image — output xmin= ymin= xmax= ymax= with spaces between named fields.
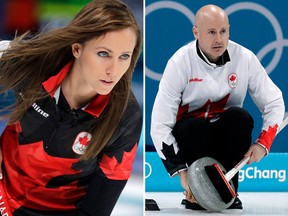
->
xmin=256 ymin=125 xmax=278 ymax=152
xmin=255 ymin=142 xmax=269 ymax=156
xmin=169 ymin=164 xmax=188 ymax=177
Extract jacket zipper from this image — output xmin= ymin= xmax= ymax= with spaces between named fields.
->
xmin=205 ymin=103 xmax=211 ymax=119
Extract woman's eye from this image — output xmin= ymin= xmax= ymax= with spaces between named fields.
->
xmin=120 ymin=54 xmax=130 ymax=60
xmin=98 ymin=51 xmax=109 ymax=57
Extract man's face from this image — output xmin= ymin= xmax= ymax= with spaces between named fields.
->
xmin=193 ymin=13 xmax=229 ymax=63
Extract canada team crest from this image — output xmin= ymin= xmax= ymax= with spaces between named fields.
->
xmin=228 ymin=73 xmax=237 ymax=88
xmin=72 ymin=132 xmax=92 ymax=155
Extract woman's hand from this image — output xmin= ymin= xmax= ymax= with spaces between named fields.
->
xmin=244 ymin=143 xmax=267 ymax=165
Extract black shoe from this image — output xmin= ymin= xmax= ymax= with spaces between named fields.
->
xmin=182 ymin=196 xmax=243 ymax=211
xmin=145 ymin=199 xmax=160 ymax=211
xmin=227 ymin=196 xmax=243 ymax=209
xmin=181 ymin=199 xmax=205 ymax=210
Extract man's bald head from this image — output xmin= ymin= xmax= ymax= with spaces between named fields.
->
xmin=195 ymin=4 xmax=229 ymax=28
xmin=193 ymin=4 xmax=230 ymax=63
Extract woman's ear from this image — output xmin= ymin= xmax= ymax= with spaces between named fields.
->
xmin=71 ymin=43 xmax=83 ymax=58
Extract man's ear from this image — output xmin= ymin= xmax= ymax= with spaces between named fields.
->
xmin=71 ymin=43 xmax=83 ymax=58
xmin=192 ymin=26 xmax=199 ymax=39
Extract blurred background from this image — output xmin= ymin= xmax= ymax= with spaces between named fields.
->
xmin=0 ymin=0 xmax=143 ymax=215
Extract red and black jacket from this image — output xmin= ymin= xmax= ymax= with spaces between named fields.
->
xmin=0 ymin=61 xmax=142 ymax=216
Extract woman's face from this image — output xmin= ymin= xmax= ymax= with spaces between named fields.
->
xmin=72 ymin=28 xmax=136 ymax=95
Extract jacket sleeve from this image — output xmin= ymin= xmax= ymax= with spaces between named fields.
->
xmin=151 ymin=58 xmax=188 ymax=177
xmin=79 ymin=94 xmax=142 ymax=215
xmin=78 ymin=172 xmax=127 ymax=216
xmin=247 ymin=52 xmax=285 ymax=152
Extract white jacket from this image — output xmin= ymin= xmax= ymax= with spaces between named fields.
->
xmin=151 ymin=40 xmax=285 ymax=176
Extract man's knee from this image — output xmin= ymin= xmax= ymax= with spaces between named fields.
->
xmin=173 ymin=117 xmax=208 ymax=137
xmin=225 ymin=107 xmax=254 ymax=126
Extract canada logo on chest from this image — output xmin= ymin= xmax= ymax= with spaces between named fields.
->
xmin=228 ymin=73 xmax=238 ymax=88
xmin=72 ymin=132 xmax=92 ymax=155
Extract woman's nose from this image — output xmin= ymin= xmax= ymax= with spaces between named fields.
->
xmin=106 ymin=60 xmax=117 ymax=75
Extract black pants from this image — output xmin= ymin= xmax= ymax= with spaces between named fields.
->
xmin=172 ymin=107 xmax=254 ymax=192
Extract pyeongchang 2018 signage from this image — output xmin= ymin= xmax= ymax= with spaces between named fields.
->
xmin=238 ymin=153 xmax=288 ymax=191
xmin=145 ymin=152 xmax=288 ymax=192
xmin=145 ymin=0 xmax=288 ymax=152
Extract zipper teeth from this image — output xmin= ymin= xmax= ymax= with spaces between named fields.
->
xmin=47 ymin=107 xmax=77 ymax=146
xmin=47 ymin=105 xmax=60 ymax=146
xmin=205 ymin=103 xmax=211 ymax=119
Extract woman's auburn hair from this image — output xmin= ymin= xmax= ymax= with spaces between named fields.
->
xmin=0 ymin=0 xmax=142 ymax=159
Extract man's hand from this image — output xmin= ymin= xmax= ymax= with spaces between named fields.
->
xmin=179 ymin=170 xmax=197 ymax=203
xmin=244 ymin=143 xmax=267 ymax=165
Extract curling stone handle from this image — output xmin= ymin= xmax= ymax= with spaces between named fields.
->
xmin=224 ymin=116 xmax=288 ymax=182
xmin=278 ymin=115 xmax=288 ymax=133
xmin=225 ymin=157 xmax=250 ymax=181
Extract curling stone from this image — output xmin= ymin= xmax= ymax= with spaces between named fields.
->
xmin=187 ymin=157 xmax=235 ymax=212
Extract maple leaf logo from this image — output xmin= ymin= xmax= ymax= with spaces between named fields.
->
xmin=99 ymin=144 xmax=138 ymax=180
xmin=257 ymin=124 xmax=278 ymax=151
xmin=228 ymin=73 xmax=237 ymax=88
xmin=79 ymin=136 xmax=89 ymax=146
xmin=230 ymin=75 xmax=236 ymax=81
xmin=177 ymin=94 xmax=230 ymax=120
xmin=72 ymin=132 xmax=92 ymax=155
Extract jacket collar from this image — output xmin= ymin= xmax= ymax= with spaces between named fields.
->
xmin=196 ymin=40 xmax=230 ymax=67
xmin=42 ymin=61 xmax=110 ymax=117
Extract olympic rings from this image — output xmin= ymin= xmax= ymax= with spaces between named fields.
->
xmin=145 ymin=162 xmax=152 ymax=178
xmin=146 ymin=1 xmax=288 ymax=80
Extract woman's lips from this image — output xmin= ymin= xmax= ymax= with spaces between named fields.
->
xmin=100 ymin=80 xmax=114 ymax=85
